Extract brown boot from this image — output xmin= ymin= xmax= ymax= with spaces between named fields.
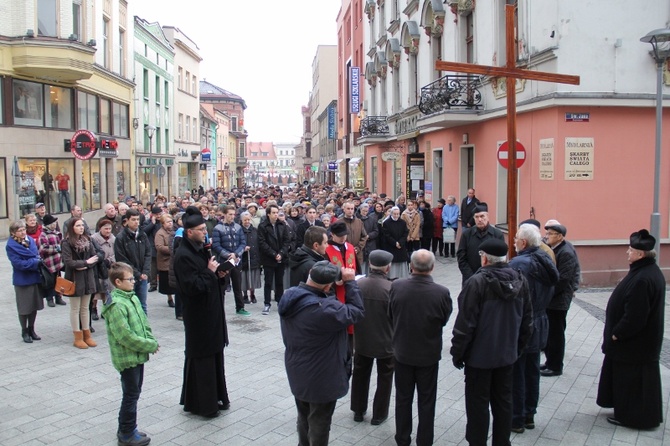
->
xmin=73 ymin=331 xmax=88 ymax=349
xmin=82 ymin=329 xmax=97 ymax=347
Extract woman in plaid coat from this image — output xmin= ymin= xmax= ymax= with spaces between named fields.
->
xmin=38 ymin=214 xmax=65 ymax=307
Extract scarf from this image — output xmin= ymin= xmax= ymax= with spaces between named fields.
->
xmin=26 ymin=225 xmax=39 ymax=236
xmin=71 ymin=235 xmax=91 ymax=253
xmin=12 ymin=234 xmax=30 ymax=247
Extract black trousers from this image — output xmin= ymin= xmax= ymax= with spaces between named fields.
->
xmin=149 ymin=256 xmax=158 ymax=288
xmin=119 ymin=364 xmax=144 ymax=436
xmin=228 ymin=266 xmax=245 ymax=311
xmin=263 ymin=264 xmax=285 ymax=305
xmin=464 ymin=364 xmax=513 ymax=446
xmin=431 ymin=237 xmax=444 ymax=255
xmin=295 ymin=398 xmax=336 ymax=446
xmin=394 ymin=360 xmax=439 ymax=446
xmin=350 ymin=354 xmax=394 ymax=419
xmin=545 ymin=309 xmax=568 ymax=372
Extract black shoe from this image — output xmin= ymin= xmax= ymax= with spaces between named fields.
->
xmin=21 ymin=329 xmax=33 ymax=343
xmin=28 ymin=327 xmax=41 ymax=341
xmin=167 ymin=298 xmax=175 ymax=308
xmin=540 ymin=363 xmax=548 ymax=371
xmin=262 ymin=304 xmax=271 ymax=315
xmin=55 ymin=295 xmax=67 ymax=305
xmin=90 ymin=325 xmax=95 ymax=333
xmin=251 ymin=296 xmax=257 ymax=304
xmin=148 ymin=286 xmax=157 ymax=292
xmin=371 ymin=416 xmax=387 ymax=425
xmin=46 ymin=297 xmax=56 ymax=307
xmin=353 ymin=412 xmax=365 ymax=422
xmin=218 ymin=402 xmax=230 ymax=410
xmin=540 ymin=369 xmax=562 ymax=377
xmin=91 ymin=308 xmax=99 ymax=321
xmin=511 ymin=426 xmax=525 ymax=434
xmin=607 ymin=417 xmax=623 ymax=426
xmin=525 ymin=415 xmax=535 ymax=429
xmin=203 ymin=410 xmax=220 ymax=418
xmin=243 ymin=297 xmax=251 ymax=304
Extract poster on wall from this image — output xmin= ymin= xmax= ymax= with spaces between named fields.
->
xmin=539 ymin=138 xmax=554 ymax=180
xmin=564 ymin=137 xmax=594 ymax=180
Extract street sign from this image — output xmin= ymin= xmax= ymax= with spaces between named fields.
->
xmin=497 ymin=141 xmax=526 ymax=169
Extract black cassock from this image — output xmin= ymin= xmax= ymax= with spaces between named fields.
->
xmin=597 ymin=257 xmax=665 ymax=429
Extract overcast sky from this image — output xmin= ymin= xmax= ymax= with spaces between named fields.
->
xmin=130 ymin=0 xmax=341 ymax=143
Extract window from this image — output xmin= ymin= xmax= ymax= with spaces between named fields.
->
xmin=192 ymin=75 xmax=196 ymax=95
xmin=178 ymin=114 xmax=183 ymax=139
xmin=38 ymin=0 xmax=57 ymax=37
xmin=192 ymin=118 xmax=197 ymax=142
xmin=0 ymin=158 xmax=7 ymax=218
xmin=18 ymin=158 xmax=75 ymax=215
xmin=239 ymin=142 xmax=246 ymax=159
xmin=100 ymin=98 xmax=111 ymax=134
xmin=155 ymin=75 xmax=160 ymax=103
xmin=103 ymin=18 xmax=110 ymax=69
xmin=185 ymin=71 xmax=190 ymax=92
xmin=112 ymin=102 xmax=129 ymax=137
xmin=13 ymin=80 xmax=44 ymax=126
xmin=143 ymin=69 xmax=149 ymax=98
xmin=72 ymin=1 xmax=83 ymax=41
xmin=178 ymin=67 xmax=183 ymax=90
xmin=465 ymin=13 xmax=474 ymax=63
xmin=231 ymin=116 xmax=238 ymax=132
xmin=185 ymin=116 xmax=190 ymax=141
xmin=77 ymin=91 xmax=98 ymax=132
xmin=155 ymin=126 xmax=162 ymax=153
xmin=82 ymin=159 xmax=101 ymax=211
xmin=164 ymin=81 xmax=169 ymax=107
xmin=0 ymin=84 xmax=3 ymax=124
xmin=113 ymin=159 xmax=131 ymax=201
xmin=119 ymin=29 xmax=125 ymax=76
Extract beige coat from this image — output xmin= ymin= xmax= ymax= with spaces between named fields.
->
xmin=401 ymin=210 xmax=421 ymax=241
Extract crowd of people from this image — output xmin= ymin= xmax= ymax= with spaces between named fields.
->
xmin=5 ymin=182 xmax=666 ymax=445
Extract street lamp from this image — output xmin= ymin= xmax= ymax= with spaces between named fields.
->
xmin=640 ymin=28 xmax=670 ymax=258
xmin=144 ymin=124 xmax=156 ymax=202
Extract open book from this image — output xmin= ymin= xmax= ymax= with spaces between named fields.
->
xmin=217 ymin=257 xmax=240 ymax=273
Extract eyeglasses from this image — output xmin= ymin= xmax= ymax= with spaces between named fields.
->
xmin=545 ymin=231 xmax=560 ymax=237
xmin=121 ymin=277 xmax=136 ymax=282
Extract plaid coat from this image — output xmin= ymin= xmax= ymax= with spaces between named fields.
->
xmin=38 ymin=228 xmax=64 ymax=274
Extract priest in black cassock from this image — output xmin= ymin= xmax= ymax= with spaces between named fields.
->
xmin=597 ymin=229 xmax=665 ymax=429
xmin=174 ymin=206 xmax=230 ymax=418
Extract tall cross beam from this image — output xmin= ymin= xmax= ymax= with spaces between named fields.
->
xmin=436 ymin=4 xmax=580 ymax=256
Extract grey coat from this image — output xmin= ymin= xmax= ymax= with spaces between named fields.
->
xmin=61 ymin=237 xmax=104 ymax=296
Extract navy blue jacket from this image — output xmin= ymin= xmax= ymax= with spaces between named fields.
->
xmin=212 ymin=221 xmax=246 ymax=260
xmin=6 ymin=237 xmax=41 ymax=286
xmin=279 ymin=281 xmax=364 ymax=403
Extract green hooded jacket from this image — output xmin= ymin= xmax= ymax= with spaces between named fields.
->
xmin=101 ymin=288 xmax=158 ymax=372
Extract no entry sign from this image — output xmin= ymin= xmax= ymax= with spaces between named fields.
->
xmin=497 ymin=141 xmax=526 ymax=169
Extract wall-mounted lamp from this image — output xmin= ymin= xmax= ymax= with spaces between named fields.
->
xmin=87 ymin=39 xmax=96 ymax=47
xmin=132 ymin=118 xmax=139 ymax=130
xmin=462 ymin=133 xmax=469 ymax=144
xmin=26 ymin=29 xmax=34 ymax=38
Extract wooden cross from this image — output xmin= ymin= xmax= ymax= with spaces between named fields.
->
xmin=436 ymin=3 xmax=580 ymax=256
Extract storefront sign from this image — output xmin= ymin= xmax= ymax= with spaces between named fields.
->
xmin=565 ymin=113 xmax=590 ymax=122
xmin=381 ymin=151 xmax=402 ymax=162
xmin=564 ymin=137 xmax=594 ymax=180
xmin=328 ymin=105 xmax=336 ymax=139
xmin=350 ymin=67 xmax=360 ymax=114
xmin=99 ymin=138 xmax=119 ymax=158
xmin=394 ymin=114 xmax=418 ymax=136
xmin=328 ymin=161 xmax=338 ymax=171
xmin=201 ymin=147 xmax=211 ymax=162
xmin=539 ymin=138 xmax=554 ymax=180
xmin=70 ymin=129 xmax=98 ymax=160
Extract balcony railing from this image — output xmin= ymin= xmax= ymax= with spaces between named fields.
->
xmin=418 ymin=74 xmax=482 ymax=115
xmin=359 ymin=116 xmax=390 ymax=137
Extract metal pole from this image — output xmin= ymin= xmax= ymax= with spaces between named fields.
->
xmin=148 ymin=135 xmax=153 ymax=203
xmin=650 ymin=59 xmax=663 ymax=260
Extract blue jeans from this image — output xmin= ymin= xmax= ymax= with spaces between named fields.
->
xmin=295 ymin=398 xmax=336 ymax=446
xmin=512 ymin=351 xmax=540 ymax=427
xmin=58 ymin=190 xmax=71 ymax=213
xmin=119 ymin=364 xmax=144 ymax=436
xmin=134 ymin=279 xmax=148 ymax=314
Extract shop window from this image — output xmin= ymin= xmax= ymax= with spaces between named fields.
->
xmin=82 ymin=159 xmax=101 ymax=211
xmin=0 ymin=158 xmax=7 ymax=218
xmin=13 ymin=80 xmax=44 ymax=127
xmin=17 ymin=158 xmax=75 ymax=216
xmin=0 ymin=83 xmax=3 ymax=124
xmin=114 ymin=159 xmax=131 ymax=201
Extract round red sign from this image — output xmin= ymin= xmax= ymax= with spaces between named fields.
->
xmin=70 ymin=129 xmax=98 ymax=160
xmin=497 ymin=141 xmax=526 ymax=169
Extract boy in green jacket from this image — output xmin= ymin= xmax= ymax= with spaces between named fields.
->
xmin=102 ymin=262 xmax=159 ymax=446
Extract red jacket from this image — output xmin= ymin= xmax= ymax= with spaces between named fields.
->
xmin=325 ymin=241 xmax=357 ymax=334
xmin=432 ymin=207 xmax=444 ymax=238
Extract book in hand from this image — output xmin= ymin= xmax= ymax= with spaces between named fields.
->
xmin=217 ymin=257 xmax=239 ymax=273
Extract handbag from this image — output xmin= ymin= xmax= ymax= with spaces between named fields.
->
xmin=55 ymin=276 xmax=76 ymax=296
xmin=443 ymin=227 xmax=456 ymax=243
xmin=38 ymin=261 xmax=55 ymax=290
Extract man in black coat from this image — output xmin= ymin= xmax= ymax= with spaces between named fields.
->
xmin=174 ymin=206 xmax=229 ymax=418
xmin=541 ymin=220 xmax=581 ymax=377
xmin=451 ymin=239 xmax=533 ymax=446
xmin=597 ymin=229 xmax=665 ymax=429
xmin=351 ymin=250 xmax=395 ymax=425
xmin=289 ymin=226 xmax=328 ymax=287
xmin=114 ymin=209 xmax=151 ymax=314
xmin=257 ymin=204 xmax=291 ymax=315
xmin=295 ymin=206 xmax=325 ymax=246
xmin=457 ymin=202 xmax=505 ymax=285
xmin=389 ymin=249 xmax=452 ymax=446
xmin=460 ymin=188 xmax=480 ymax=229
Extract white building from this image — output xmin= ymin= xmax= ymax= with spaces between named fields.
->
xmin=274 ymin=142 xmax=299 ymax=185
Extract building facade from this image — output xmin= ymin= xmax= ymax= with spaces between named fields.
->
xmin=0 ymin=0 xmax=135 ymax=233
xmin=132 ymin=16 xmax=174 ymax=202
xmin=357 ymin=0 xmax=670 ymax=285
xmin=274 ymin=142 xmax=299 ymax=185
xmin=246 ymin=142 xmax=277 ymax=187
xmin=162 ymin=26 xmax=201 ymax=196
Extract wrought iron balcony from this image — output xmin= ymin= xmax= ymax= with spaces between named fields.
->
xmin=359 ymin=116 xmax=390 ymax=137
xmin=418 ymin=74 xmax=482 ymax=115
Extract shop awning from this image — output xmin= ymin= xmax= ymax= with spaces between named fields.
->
xmin=348 ymin=157 xmax=362 ymax=165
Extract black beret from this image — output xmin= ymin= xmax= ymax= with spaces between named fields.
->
xmin=479 ymin=239 xmax=508 ymax=257
xmin=519 ymin=219 xmax=541 ymax=229
xmin=330 ymin=221 xmax=348 ymax=237
xmin=182 ymin=206 xmax=206 ymax=229
xmin=544 ymin=223 xmax=567 ymax=236
xmin=474 ymin=202 xmax=489 ymax=214
xmin=309 ymin=260 xmax=341 ymax=285
xmin=630 ymin=229 xmax=655 ymax=251
xmin=438 ymin=198 xmax=446 ymax=205
xmin=369 ymin=249 xmax=393 ymax=267
xmin=151 ymin=206 xmax=163 ymax=215
xmin=42 ymin=214 xmax=58 ymax=226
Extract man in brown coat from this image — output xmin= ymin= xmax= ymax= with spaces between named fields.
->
xmin=341 ymin=201 xmax=367 ymax=273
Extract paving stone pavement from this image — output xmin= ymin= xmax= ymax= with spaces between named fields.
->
xmin=1 ymin=242 xmax=669 ymax=445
